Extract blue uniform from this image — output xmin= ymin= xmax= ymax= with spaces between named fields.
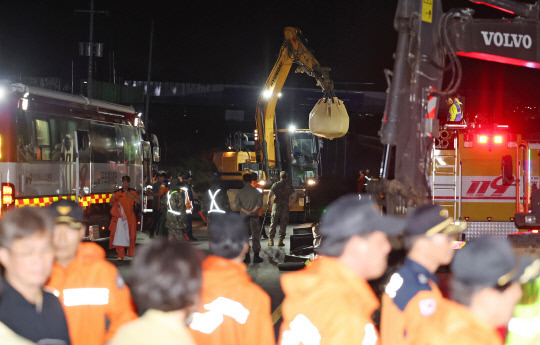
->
xmin=381 ymin=258 xmax=442 ymax=345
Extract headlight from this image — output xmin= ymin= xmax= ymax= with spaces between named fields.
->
xmin=307 ymin=179 xmax=316 ymax=186
xmin=258 ymin=180 xmax=266 ymax=187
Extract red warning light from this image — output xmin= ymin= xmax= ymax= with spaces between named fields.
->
xmin=478 ymin=135 xmax=488 ymax=144
xmin=494 ymin=135 xmax=503 ymax=144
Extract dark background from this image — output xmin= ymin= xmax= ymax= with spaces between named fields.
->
xmin=1 ymin=1 xmax=539 ymax=195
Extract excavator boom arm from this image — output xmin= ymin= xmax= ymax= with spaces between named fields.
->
xmin=255 ymin=27 xmax=335 ymax=181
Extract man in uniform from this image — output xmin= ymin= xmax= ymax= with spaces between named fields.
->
xmin=235 ymin=173 xmax=263 ymax=264
xmin=0 ymin=207 xmax=71 ymax=344
xmin=408 ymin=237 xmax=530 ymax=345
xmin=278 ymin=194 xmax=405 ymax=345
xmin=268 ymin=171 xmax=295 ymax=247
xmin=148 ymin=171 xmax=168 ymax=238
xmin=109 ymin=175 xmax=141 ymax=260
xmin=161 ymin=182 xmax=188 ymax=241
xmin=251 ymin=172 xmax=268 ymax=240
xmin=380 ymin=204 xmax=466 ymax=345
xmin=46 ymin=200 xmax=137 ymax=345
xmin=181 ymin=172 xmax=199 ymax=241
xmin=357 ymin=170 xmax=367 ymax=194
xmin=189 ymin=213 xmax=275 ymax=345
xmin=446 ymin=97 xmax=463 ymax=122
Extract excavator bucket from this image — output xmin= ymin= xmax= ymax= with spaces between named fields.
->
xmin=309 ymin=97 xmax=349 ymax=139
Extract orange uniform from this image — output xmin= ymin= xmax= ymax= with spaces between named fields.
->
xmin=109 ymin=188 xmax=139 ymax=257
xmin=188 ymin=255 xmax=275 ymax=345
xmin=279 ymin=256 xmax=380 ymax=345
xmin=380 ymin=258 xmax=443 ymax=345
xmin=406 ymin=299 xmax=503 ymax=345
xmin=46 ymin=242 xmax=138 ymax=345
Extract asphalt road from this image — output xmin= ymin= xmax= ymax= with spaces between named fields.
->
xmin=107 ymin=219 xmax=313 ymax=338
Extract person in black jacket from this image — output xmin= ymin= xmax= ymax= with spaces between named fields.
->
xmin=0 ymin=207 xmax=71 ymax=345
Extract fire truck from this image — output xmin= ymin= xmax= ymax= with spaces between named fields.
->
xmin=0 ymin=82 xmax=160 ymax=239
xmin=432 ymin=120 xmax=539 ymax=239
xmin=372 ymin=0 xmax=540 ymax=240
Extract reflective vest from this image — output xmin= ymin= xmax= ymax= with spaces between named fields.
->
xmin=448 ymin=102 xmax=462 ymax=122
xmin=505 ymin=276 xmax=540 ymax=345
xmin=208 ymin=189 xmax=225 ymax=214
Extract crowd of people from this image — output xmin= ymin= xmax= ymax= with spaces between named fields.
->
xmin=0 ymin=173 xmax=539 ymax=344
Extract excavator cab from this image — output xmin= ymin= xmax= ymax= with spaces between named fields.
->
xmin=277 ymin=129 xmax=320 ymax=188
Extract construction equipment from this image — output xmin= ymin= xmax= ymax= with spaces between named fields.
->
xmin=372 ymin=0 xmax=540 ymax=240
xmin=213 ymin=27 xmax=349 ymax=220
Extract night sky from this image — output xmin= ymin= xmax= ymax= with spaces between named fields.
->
xmin=1 ymin=0 xmax=538 ymax=96
xmin=1 ymin=0 xmax=538 ymax=191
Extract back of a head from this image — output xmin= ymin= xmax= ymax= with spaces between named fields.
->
xmin=317 ymin=194 xmax=403 ymax=257
xmin=209 ymin=213 xmax=247 ymax=259
xmin=0 ymin=207 xmax=54 ymax=249
xmin=242 ymin=173 xmax=252 ymax=183
xmin=450 ymin=237 xmax=525 ymax=306
xmin=130 ymin=238 xmax=202 ymax=313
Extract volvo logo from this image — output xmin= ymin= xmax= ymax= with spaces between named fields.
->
xmin=480 ymin=31 xmax=533 ymax=49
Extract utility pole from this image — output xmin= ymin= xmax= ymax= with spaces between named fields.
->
xmin=144 ymin=19 xmax=154 ymax=128
xmin=75 ymin=0 xmax=108 ymax=98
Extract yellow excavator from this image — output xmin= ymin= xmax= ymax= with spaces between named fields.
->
xmin=213 ymin=26 xmax=349 ymax=220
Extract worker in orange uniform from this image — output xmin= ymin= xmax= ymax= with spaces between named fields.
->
xmin=380 ymin=204 xmax=466 ymax=345
xmin=46 ymin=199 xmax=138 ymax=345
xmin=279 ymin=194 xmax=405 ymax=345
xmin=109 ymin=175 xmax=141 ymax=259
xmin=189 ymin=212 xmax=275 ymax=345
xmin=408 ymin=237 xmax=531 ymax=345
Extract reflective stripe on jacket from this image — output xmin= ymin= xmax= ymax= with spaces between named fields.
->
xmin=46 ymin=242 xmax=137 ymax=345
xmin=188 ymin=255 xmax=275 ymax=345
xmin=279 ymin=256 xmax=380 ymax=345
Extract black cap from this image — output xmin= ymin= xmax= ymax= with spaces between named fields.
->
xmin=318 ymin=194 xmax=405 ymax=246
xmin=157 ymin=170 xmax=167 ymax=178
xmin=181 ymin=172 xmax=192 ymax=180
xmin=121 ymin=175 xmax=130 ymax=182
xmin=404 ymin=204 xmax=467 ymax=237
xmin=48 ymin=199 xmax=84 ymax=229
xmin=452 ymin=237 xmax=532 ymax=287
xmin=209 ymin=213 xmax=247 ymax=244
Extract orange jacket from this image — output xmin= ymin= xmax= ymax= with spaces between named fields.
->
xmin=109 ymin=189 xmax=138 ymax=251
xmin=46 ymin=242 xmax=138 ymax=345
xmin=279 ymin=256 xmax=380 ymax=345
xmin=380 ymin=258 xmax=443 ymax=345
xmin=188 ymin=255 xmax=274 ymax=345
xmin=406 ymin=299 xmax=503 ymax=345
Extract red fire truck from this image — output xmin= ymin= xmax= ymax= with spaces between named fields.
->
xmin=373 ymin=0 xmax=540 ymax=241
xmin=0 ymin=82 xmax=160 ymax=239
xmin=431 ymin=121 xmax=540 ymax=239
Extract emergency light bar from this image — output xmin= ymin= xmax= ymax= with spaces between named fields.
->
xmin=468 ymin=134 xmax=511 ymax=147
